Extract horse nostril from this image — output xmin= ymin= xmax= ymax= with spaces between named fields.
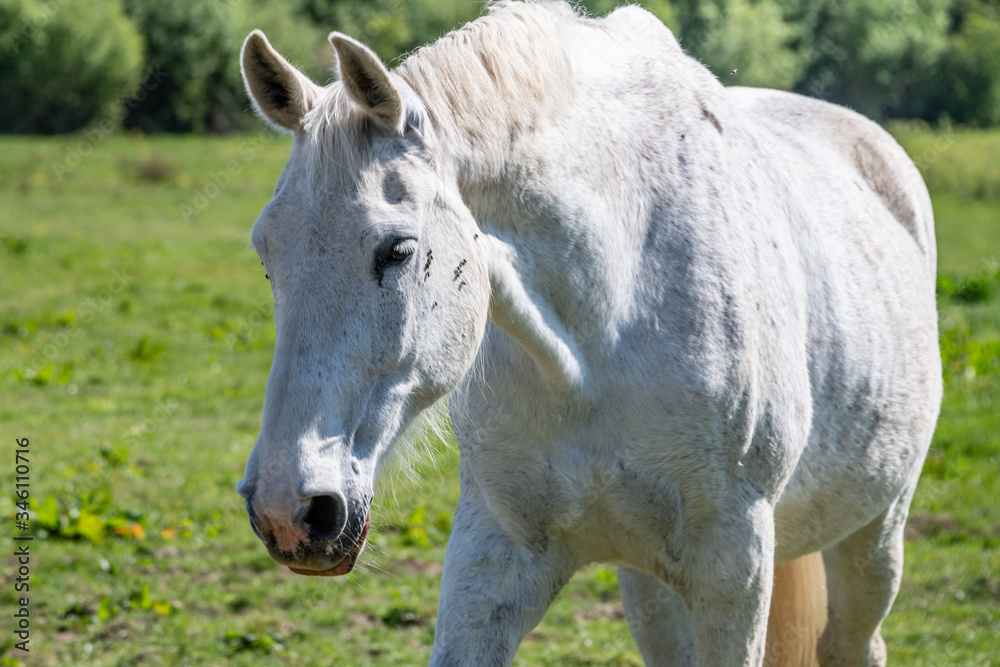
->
xmin=236 ymin=478 xmax=254 ymax=500
xmin=301 ymin=494 xmax=347 ymax=542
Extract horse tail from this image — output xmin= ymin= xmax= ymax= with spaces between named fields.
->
xmin=764 ymin=551 xmax=827 ymax=667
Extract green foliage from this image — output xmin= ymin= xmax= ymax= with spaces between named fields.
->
xmin=938 ymin=267 xmax=1000 ymax=303
xmin=580 ymin=0 xmax=678 ymax=27
xmin=230 ymin=0 xmax=329 ymax=84
xmin=668 ymin=0 xmax=808 ymax=89
xmin=0 ymin=234 xmax=29 ymax=254
xmin=0 ymin=0 xmax=144 ymax=133
xmin=221 ymin=627 xmax=286 ymax=655
xmin=889 ymin=122 xmax=1000 ymax=201
xmin=940 ymin=320 xmax=1000 ymax=380
xmin=791 ymin=0 xmax=951 ymax=119
xmin=30 ymin=446 xmax=148 ymax=543
xmin=381 ymin=605 xmax=423 ymax=628
xmin=402 ymin=503 xmax=429 ymax=546
xmin=122 ymin=0 xmax=241 ymax=133
xmin=4 ymin=0 xmax=1000 ymax=133
xmin=122 ymin=0 xmax=325 ymax=132
xmin=127 ymin=334 xmax=165 ymax=362
xmin=708 ymin=0 xmax=808 ymax=89
xmin=297 ymin=0 xmax=481 ymax=64
xmin=59 ymin=584 xmax=174 ymax=628
xmin=913 ymin=0 xmax=1000 ymax=127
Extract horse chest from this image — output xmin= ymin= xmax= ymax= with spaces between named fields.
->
xmin=460 ymin=437 xmax=684 ymax=566
xmin=452 ymin=378 xmax=741 ymax=566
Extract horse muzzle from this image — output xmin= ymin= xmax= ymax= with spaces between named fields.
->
xmin=242 ymin=489 xmax=372 ymax=577
xmin=287 ymin=514 xmax=370 ymax=576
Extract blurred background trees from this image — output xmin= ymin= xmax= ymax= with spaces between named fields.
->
xmin=0 ymin=0 xmax=144 ymax=133
xmin=1 ymin=0 xmax=998 ymax=134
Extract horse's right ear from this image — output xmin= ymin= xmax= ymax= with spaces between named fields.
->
xmin=241 ymin=30 xmax=322 ymax=132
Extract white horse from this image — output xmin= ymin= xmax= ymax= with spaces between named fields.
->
xmin=235 ymin=2 xmax=941 ymax=665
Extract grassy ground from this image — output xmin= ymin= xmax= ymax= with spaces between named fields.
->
xmin=0 ymin=125 xmax=997 ymax=666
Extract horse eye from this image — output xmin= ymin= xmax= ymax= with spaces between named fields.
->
xmin=389 ymin=241 xmax=414 ymax=262
xmin=379 ymin=239 xmax=416 ymax=267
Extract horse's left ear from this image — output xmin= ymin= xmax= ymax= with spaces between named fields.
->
xmin=329 ymin=33 xmax=404 ymax=133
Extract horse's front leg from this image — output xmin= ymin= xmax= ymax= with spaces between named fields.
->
xmin=430 ymin=482 xmax=578 ymax=667
xmin=620 ymin=567 xmax=695 ymax=666
xmin=679 ymin=497 xmax=776 ymax=666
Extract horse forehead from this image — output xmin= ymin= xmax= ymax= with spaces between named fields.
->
xmin=256 ymin=169 xmax=358 ymax=232
xmin=252 ymin=194 xmax=314 ymax=246
xmin=254 ymin=133 xmax=432 ymax=251
xmin=254 ymin=186 xmax=413 ymax=264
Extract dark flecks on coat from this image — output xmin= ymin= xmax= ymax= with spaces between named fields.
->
xmin=424 ymin=250 xmax=434 ymax=283
xmin=701 ymin=105 xmax=723 ymax=134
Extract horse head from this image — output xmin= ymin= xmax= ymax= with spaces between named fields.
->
xmin=236 ymin=31 xmax=488 ymax=575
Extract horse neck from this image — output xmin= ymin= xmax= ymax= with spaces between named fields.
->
xmin=445 ymin=81 xmax=712 ymax=338
xmin=398 ymin=7 xmax=728 ymax=394
xmin=442 ymin=104 xmax=661 ymax=397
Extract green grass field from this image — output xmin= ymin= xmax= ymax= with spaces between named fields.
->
xmin=0 ymin=124 xmax=997 ymax=666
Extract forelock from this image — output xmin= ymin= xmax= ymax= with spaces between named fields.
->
xmin=297 ymin=84 xmax=384 ymax=189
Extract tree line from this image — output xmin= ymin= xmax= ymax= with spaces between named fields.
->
xmin=1 ymin=0 xmax=998 ymax=134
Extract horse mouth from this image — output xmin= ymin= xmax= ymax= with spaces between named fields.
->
xmin=287 ymin=513 xmax=370 ymax=577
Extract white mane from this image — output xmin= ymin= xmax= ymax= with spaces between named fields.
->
xmin=397 ymin=1 xmax=577 ymax=164
xmin=296 ymin=1 xmax=579 ymax=188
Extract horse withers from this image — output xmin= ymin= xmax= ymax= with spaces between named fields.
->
xmin=235 ymin=2 xmax=941 ymax=664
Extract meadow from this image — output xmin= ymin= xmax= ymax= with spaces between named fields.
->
xmin=0 ymin=123 xmax=997 ymax=666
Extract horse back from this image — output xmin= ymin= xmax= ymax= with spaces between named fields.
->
xmin=725 ymin=87 xmax=936 ymax=272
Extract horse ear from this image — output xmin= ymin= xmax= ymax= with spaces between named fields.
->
xmin=241 ymin=30 xmax=321 ymax=132
xmin=329 ymin=33 xmax=404 ymax=133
